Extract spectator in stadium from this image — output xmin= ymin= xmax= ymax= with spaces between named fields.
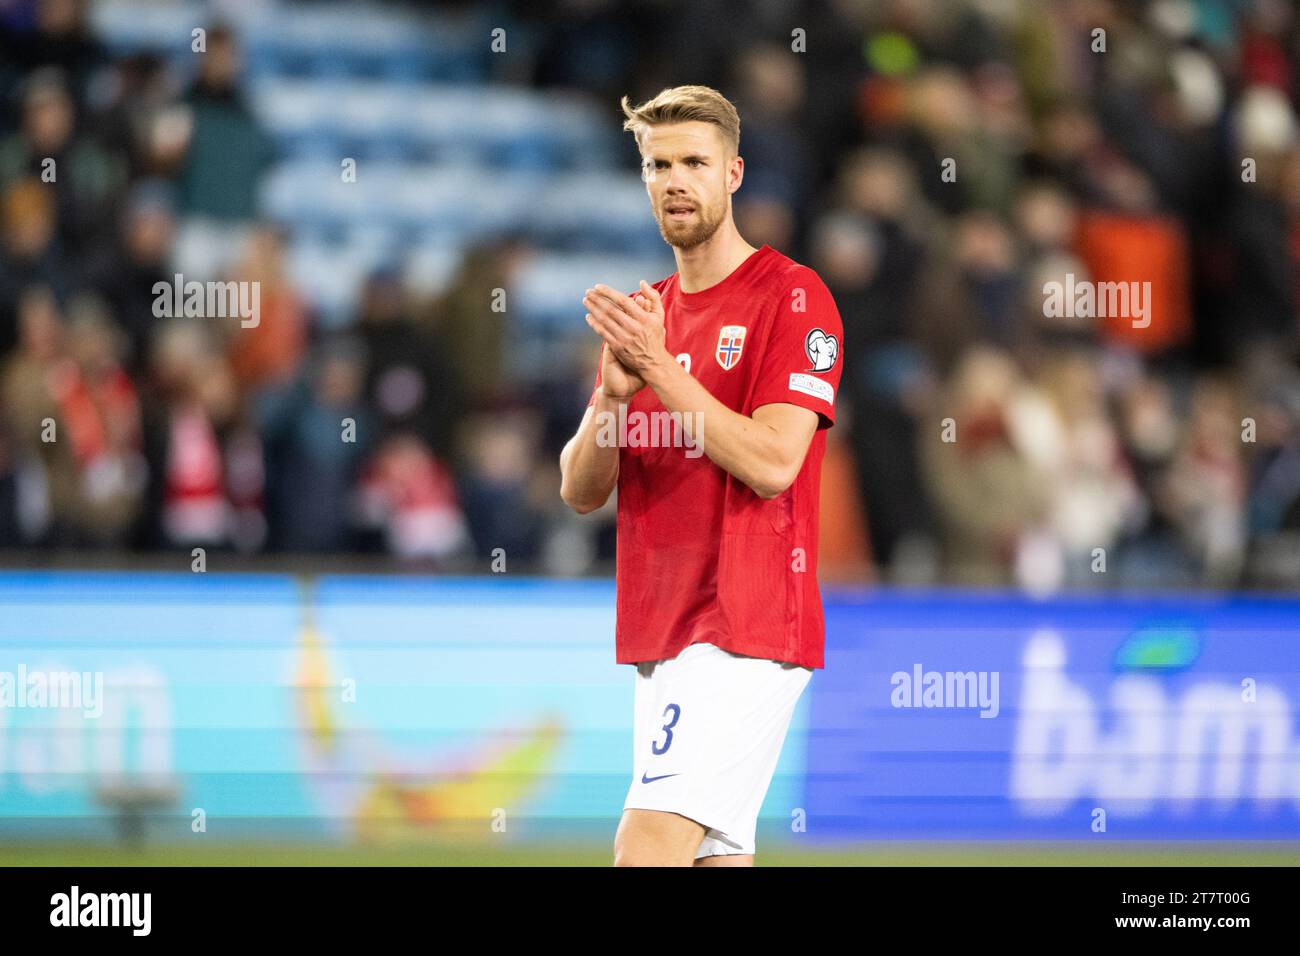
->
xmin=920 ymin=345 xmax=1051 ymax=587
xmin=903 ymin=65 xmax=1025 ymax=217
xmin=226 ymin=225 xmax=309 ymax=392
xmin=91 ymin=52 xmax=189 ymax=180
xmin=2 ymin=288 xmax=144 ymax=547
xmin=0 ymin=67 xmax=126 ymax=253
xmin=0 ymin=177 xmax=72 ymax=355
xmin=254 ymin=336 xmax=372 ymax=552
xmin=50 ymin=294 xmax=145 ymax=546
xmin=913 ymin=209 xmax=1024 ymax=369
xmin=834 ymin=147 xmax=928 ymax=361
xmin=431 ymin=236 xmax=529 ymax=409
xmin=1215 ymin=89 xmax=1300 ymax=358
xmin=139 ymin=320 xmax=242 ymax=550
xmin=456 ymin=408 xmax=547 ymax=564
xmin=1160 ymin=378 xmax=1249 ymax=587
xmin=810 ymin=208 xmax=933 ymax=573
xmin=177 ymin=24 xmax=273 ymax=222
xmin=1 ymin=284 xmax=66 ymax=544
xmin=0 ymin=0 xmax=109 ymax=112
xmin=1109 ymin=368 xmax=1201 ymax=588
xmin=82 ymin=179 xmax=177 ymax=374
xmin=356 ymin=433 xmax=470 ymax=563
xmin=1016 ymin=350 xmax=1144 ymax=589
xmin=358 ymin=265 xmax=462 ymax=459
xmin=730 ymin=43 xmax=813 ymax=248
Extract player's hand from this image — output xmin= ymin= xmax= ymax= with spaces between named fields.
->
xmin=598 ymin=340 xmax=645 ymax=400
xmin=583 ymin=281 xmax=669 ymax=375
xmin=629 ymin=281 xmax=664 ymax=327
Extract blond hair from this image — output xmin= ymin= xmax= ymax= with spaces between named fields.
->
xmin=620 ymin=85 xmax=741 ymax=155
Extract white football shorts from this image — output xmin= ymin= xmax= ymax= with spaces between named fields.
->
xmin=622 ymin=641 xmax=813 ymax=858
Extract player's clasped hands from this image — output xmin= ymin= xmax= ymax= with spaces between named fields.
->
xmin=583 ymin=281 xmax=668 ymax=376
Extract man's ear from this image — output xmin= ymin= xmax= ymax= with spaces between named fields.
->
xmin=729 ymin=155 xmax=745 ymax=195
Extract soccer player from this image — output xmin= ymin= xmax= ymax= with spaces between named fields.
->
xmin=559 ymin=86 xmax=843 ymax=867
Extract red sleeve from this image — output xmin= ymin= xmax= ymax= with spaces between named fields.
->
xmin=749 ymin=268 xmax=843 ymax=428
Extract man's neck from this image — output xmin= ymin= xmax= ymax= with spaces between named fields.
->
xmin=673 ymin=223 xmax=759 ymax=293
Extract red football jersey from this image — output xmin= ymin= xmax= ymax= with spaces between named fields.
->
xmin=586 ymin=245 xmax=844 ymax=668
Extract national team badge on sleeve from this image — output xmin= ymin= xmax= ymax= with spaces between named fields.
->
xmin=715 ymin=325 xmax=746 ymax=370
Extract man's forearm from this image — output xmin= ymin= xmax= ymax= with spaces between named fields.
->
xmin=559 ymin=391 xmax=625 ymax=513
xmin=641 ymin=357 xmax=796 ymax=499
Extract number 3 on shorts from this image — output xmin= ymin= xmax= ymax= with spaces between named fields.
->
xmin=652 ymin=703 xmax=680 ymax=755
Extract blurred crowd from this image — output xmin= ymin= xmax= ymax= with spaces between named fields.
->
xmin=2 ymin=0 xmax=1300 ymax=592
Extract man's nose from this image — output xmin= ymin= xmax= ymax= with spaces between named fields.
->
xmin=662 ymin=164 xmax=688 ymax=192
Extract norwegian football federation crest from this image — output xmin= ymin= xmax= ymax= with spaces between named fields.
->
xmin=716 ymin=325 xmax=747 ymax=370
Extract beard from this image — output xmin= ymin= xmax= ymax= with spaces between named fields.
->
xmin=654 ymin=198 xmax=725 ymax=250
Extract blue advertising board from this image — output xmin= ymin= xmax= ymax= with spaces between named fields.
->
xmin=806 ymin=588 xmax=1300 ymax=839
xmin=0 ymin=572 xmax=804 ymax=842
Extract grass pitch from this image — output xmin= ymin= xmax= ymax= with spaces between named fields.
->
xmin=2 ymin=841 xmax=1295 ymax=867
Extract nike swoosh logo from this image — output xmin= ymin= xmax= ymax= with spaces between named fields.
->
xmin=641 ymin=772 xmax=679 ymax=784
